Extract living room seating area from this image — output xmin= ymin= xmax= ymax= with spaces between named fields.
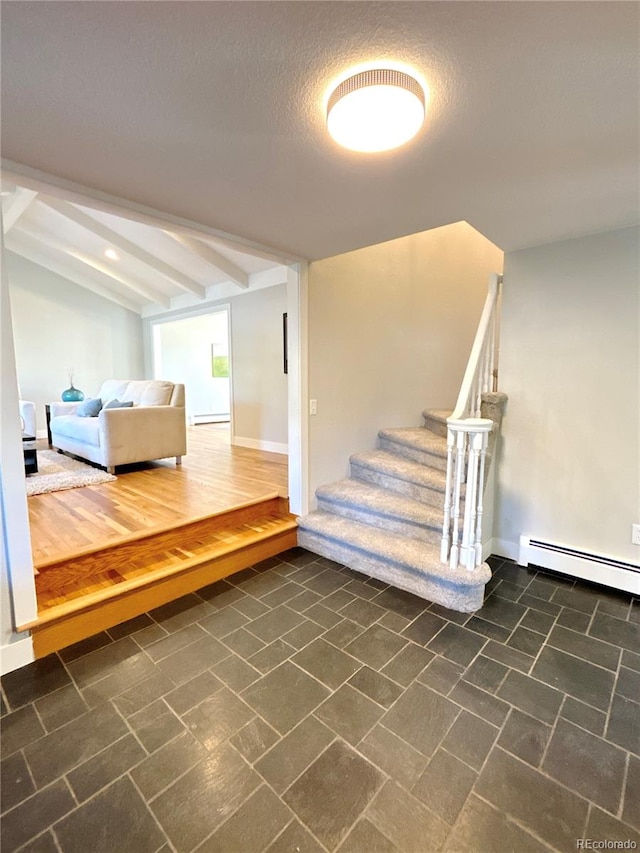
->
xmin=49 ymin=379 xmax=187 ymax=473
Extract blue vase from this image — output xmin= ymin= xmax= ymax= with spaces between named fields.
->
xmin=61 ymin=385 xmax=85 ymax=402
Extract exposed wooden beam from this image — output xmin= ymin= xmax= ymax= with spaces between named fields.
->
xmin=2 ymin=161 xmax=300 ymax=265
xmin=7 ymin=232 xmax=143 ymax=314
xmin=73 ymin=252 xmax=171 ymax=309
xmin=40 ymin=197 xmax=207 ymax=300
xmin=164 ymin=231 xmax=249 ymax=288
xmin=3 ymin=188 xmax=37 ymax=233
xmin=14 ymin=226 xmax=170 ymax=308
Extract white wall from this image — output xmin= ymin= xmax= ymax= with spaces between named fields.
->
xmin=230 ymin=284 xmax=288 ymax=450
xmin=307 ymin=221 xmax=504 ymax=498
xmin=495 ymin=225 xmax=640 ymax=565
xmin=1 ymin=239 xmax=38 ymax=675
xmin=145 ymin=283 xmax=289 ymax=451
xmin=8 ymin=253 xmax=144 ymax=434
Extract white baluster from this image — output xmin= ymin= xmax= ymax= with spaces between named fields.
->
xmin=459 ymin=432 xmax=480 ymax=570
xmin=481 ymin=333 xmax=491 ymax=394
xmin=440 ymin=427 xmax=455 ymax=563
xmin=488 ymin=311 xmax=497 ymax=390
xmin=449 ymin=427 xmax=466 ymax=569
xmin=471 ymin=372 xmax=480 ymax=418
xmin=474 ymin=431 xmax=489 ymax=566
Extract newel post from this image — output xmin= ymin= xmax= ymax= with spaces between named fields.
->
xmin=441 ymin=418 xmax=492 ymax=570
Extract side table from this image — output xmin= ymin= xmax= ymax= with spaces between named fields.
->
xmin=23 ymin=435 xmax=38 ymax=475
xmin=45 ymin=404 xmax=52 ymax=447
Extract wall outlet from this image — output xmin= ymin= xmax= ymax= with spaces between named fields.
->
xmin=309 ymin=399 xmax=317 ymax=416
xmin=633 ymin=524 xmax=640 ymax=546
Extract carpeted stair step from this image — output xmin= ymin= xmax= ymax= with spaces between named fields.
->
xmin=422 ymin=409 xmax=450 ymax=439
xmin=350 ymin=449 xmax=456 ymax=509
xmin=316 ymin=479 xmax=442 ymax=545
xmin=378 ymin=427 xmax=448 ymax=471
xmin=297 ymin=510 xmax=490 ymax=612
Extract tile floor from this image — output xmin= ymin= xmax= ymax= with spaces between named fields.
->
xmin=1 ymin=550 xmax=639 ymax=853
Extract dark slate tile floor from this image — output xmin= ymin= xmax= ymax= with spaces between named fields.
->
xmin=2 ymin=551 xmax=639 ymax=853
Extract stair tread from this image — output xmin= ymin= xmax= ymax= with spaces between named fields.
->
xmin=317 ymin=479 xmax=442 ymax=528
xmin=422 ymin=409 xmax=451 ymax=422
xmin=378 ymin=427 xmax=447 ymax=456
xmin=350 ymin=449 xmax=448 ymax=491
xmin=300 ymin=510 xmax=439 ymax=564
xmin=299 ymin=511 xmax=487 ymax=586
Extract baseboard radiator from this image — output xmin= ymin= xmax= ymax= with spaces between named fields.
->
xmin=519 ymin=536 xmax=640 ymax=595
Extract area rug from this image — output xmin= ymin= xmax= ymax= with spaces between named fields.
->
xmin=26 ymin=450 xmax=117 ymax=497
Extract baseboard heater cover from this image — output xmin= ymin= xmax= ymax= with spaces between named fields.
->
xmin=519 ymin=536 xmax=640 ymax=595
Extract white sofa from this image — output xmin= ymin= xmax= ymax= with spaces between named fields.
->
xmin=19 ymin=400 xmax=36 ymax=436
xmin=49 ymin=379 xmax=187 ymax=474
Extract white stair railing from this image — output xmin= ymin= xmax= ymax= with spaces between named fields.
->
xmin=440 ymin=273 xmax=502 ymax=570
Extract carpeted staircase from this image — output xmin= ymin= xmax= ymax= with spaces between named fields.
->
xmin=297 ymin=408 xmax=494 ymax=612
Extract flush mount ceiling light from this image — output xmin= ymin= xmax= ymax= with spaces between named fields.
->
xmin=326 ymin=68 xmax=426 ymax=153
xmin=104 ymin=248 xmax=119 ymax=261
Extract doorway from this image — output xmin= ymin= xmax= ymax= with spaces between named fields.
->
xmin=151 ymin=307 xmax=232 ymax=426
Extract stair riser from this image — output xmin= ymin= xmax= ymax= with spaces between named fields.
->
xmin=297 ymin=529 xmax=486 ymax=612
xmin=422 ymin=414 xmax=448 ymax=439
xmin=378 ymin=437 xmax=448 ymax=471
xmin=351 ymin=462 xmax=445 ymax=509
xmin=316 ymin=496 xmax=442 ymax=546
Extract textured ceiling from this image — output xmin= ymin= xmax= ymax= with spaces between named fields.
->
xmin=2 ymin=1 xmax=638 ymax=261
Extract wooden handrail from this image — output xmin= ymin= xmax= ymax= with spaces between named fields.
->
xmin=450 ymin=273 xmax=502 ymax=421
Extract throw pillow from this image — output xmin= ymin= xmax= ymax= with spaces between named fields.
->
xmin=103 ymin=399 xmax=134 ymax=409
xmin=76 ymin=398 xmax=103 ymax=418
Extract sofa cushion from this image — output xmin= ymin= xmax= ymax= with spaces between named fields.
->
xmin=125 ymin=380 xmax=174 ymax=406
xmin=98 ymin=379 xmax=174 ymax=407
xmin=77 ymin=398 xmax=103 ymax=417
xmin=103 ymin=398 xmax=134 ymax=410
xmin=50 ymin=415 xmax=101 ymax=447
xmin=98 ymin=380 xmax=130 ymax=404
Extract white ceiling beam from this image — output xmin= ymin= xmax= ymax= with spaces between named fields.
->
xmin=2 ymin=162 xmax=300 ymax=265
xmin=3 ymin=188 xmax=37 ymax=233
xmin=16 ymin=225 xmax=171 ymax=308
xmin=164 ymin=231 xmax=249 ymax=288
xmin=40 ymin=197 xmax=206 ymax=300
xmin=6 ymin=232 xmax=143 ymax=314
xmin=73 ymin=253 xmax=172 ymax=309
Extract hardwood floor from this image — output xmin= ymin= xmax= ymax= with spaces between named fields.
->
xmin=25 ymin=424 xmax=296 ymax=656
xmin=29 ymin=423 xmax=289 ymax=567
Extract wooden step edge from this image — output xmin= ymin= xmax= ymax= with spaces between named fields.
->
xmin=28 ymin=526 xmax=299 ymax=659
xmin=21 ymin=517 xmax=298 ymax=632
xmin=33 ymin=492 xmax=287 ymax=571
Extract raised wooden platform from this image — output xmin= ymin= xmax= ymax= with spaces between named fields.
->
xmin=29 ymin=423 xmax=289 ymax=567
xmin=24 ymin=424 xmax=295 ymax=657
xmin=23 ymin=496 xmax=297 ymax=657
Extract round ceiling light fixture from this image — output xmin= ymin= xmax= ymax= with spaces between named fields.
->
xmin=326 ymin=68 xmax=426 ymax=153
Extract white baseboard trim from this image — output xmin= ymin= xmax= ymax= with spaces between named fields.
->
xmin=519 ymin=535 xmax=640 ymax=595
xmin=36 ymin=429 xmax=47 ymax=440
xmin=231 ymin=436 xmax=288 ymax=455
xmin=0 ymin=635 xmax=34 ymax=676
xmin=191 ymin=415 xmax=230 ymax=425
xmin=482 ymin=539 xmax=493 ymax=561
xmin=489 ymin=538 xmax=520 ymax=562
